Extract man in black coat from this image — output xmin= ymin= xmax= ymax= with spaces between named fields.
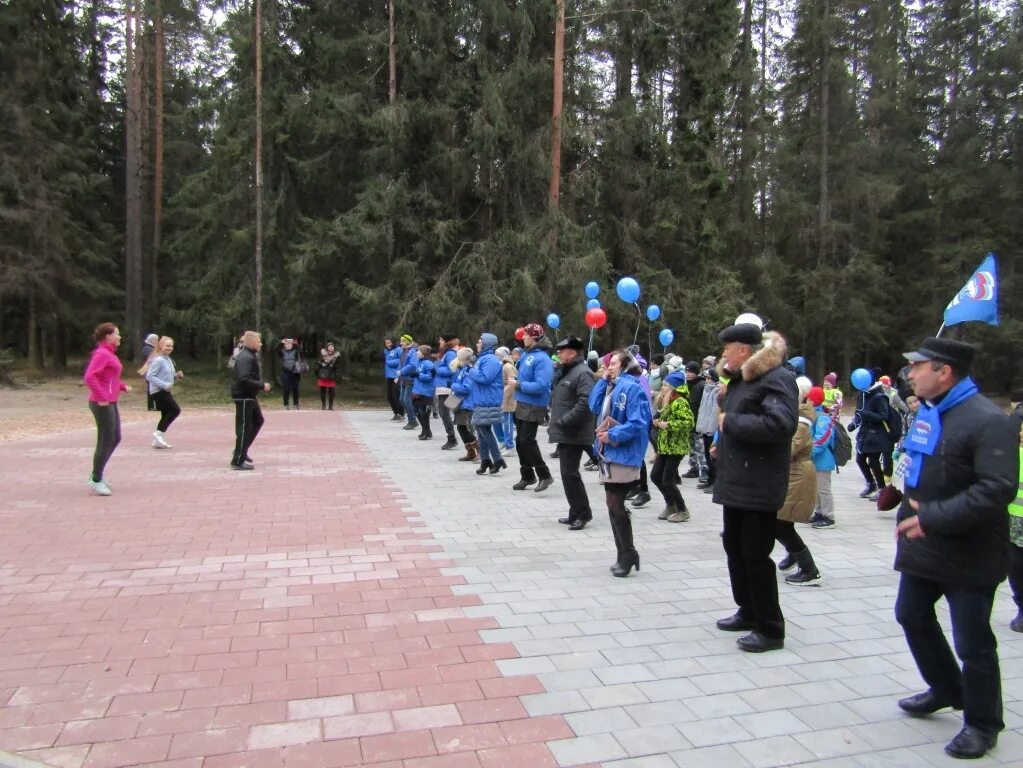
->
xmin=230 ymin=331 xmax=271 ymax=470
xmin=712 ymin=322 xmax=798 ymax=653
xmin=549 ymin=337 xmax=596 ymax=530
xmin=894 ymin=337 xmax=1018 ymax=760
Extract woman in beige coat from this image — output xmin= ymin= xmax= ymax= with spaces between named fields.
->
xmin=776 ymin=376 xmax=822 ymax=585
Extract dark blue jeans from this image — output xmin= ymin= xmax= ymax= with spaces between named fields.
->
xmin=895 ymin=572 xmax=1003 ymax=736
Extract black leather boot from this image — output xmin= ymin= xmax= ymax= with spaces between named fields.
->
xmin=610 ymin=512 xmax=639 ymax=577
xmin=475 ymin=460 xmax=494 ymax=475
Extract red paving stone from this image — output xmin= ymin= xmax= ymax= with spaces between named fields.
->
xmin=0 ymin=412 xmax=575 ymax=767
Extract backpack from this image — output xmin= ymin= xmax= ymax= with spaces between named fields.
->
xmin=882 ymin=397 xmax=903 ymax=443
xmin=831 ymin=420 xmax=853 ymax=467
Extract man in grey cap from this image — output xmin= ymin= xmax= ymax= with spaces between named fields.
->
xmin=712 ymin=319 xmax=798 ymax=653
xmin=549 ymin=337 xmax=596 ymax=529
xmin=893 ymin=337 xmax=1017 ymax=760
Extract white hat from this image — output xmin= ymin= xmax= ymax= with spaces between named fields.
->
xmin=145 ymin=333 xmax=159 ymax=344
xmin=734 ymin=313 xmax=764 ymax=329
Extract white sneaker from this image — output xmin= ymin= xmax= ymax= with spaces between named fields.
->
xmin=153 ymin=431 xmax=171 ymax=449
xmin=89 ymin=479 xmax=112 ymax=496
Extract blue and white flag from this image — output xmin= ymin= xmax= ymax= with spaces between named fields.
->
xmin=943 ymin=253 xmax=999 ymax=327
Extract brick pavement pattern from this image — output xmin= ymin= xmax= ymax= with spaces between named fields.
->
xmin=0 ymin=408 xmax=1019 ymax=768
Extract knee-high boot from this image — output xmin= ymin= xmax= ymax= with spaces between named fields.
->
xmin=610 ymin=511 xmax=640 ymax=577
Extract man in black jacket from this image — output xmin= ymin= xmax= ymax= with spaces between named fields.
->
xmin=231 ymin=331 xmax=271 ymax=470
xmin=712 ymin=322 xmax=798 ymax=653
xmin=549 ymin=337 xmax=596 ymax=530
xmin=894 ymin=337 xmax=1017 ymax=760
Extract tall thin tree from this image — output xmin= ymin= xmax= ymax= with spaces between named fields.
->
xmin=124 ymin=0 xmax=144 ymax=356
xmin=152 ymin=0 xmax=164 ymax=321
xmin=254 ymin=0 xmax=264 ymax=332
xmin=549 ymin=0 xmax=565 ymax=207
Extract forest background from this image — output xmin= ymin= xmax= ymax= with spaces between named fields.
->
xmin=1 ymin=0 xmax=1020 ymax=390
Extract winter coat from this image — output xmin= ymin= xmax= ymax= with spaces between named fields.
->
xmin=280 ymin=348 xmax=302 ymax=373
xmin=810 ymin=405 xmax=837 ymax=472
xmin=145 ymin=355 xmax=177 ymax=394
xmin=656 ymin=385 xmax=695 ymax=456
xmin=712 ymin=332 xmax=799 ymax=512
xmin=434 ymin=348 xmax=457 ymax=392
xmin=548 ymin=358 xmax=596 ymax=446
xmin=317 ymin=351 xmax=339 ymax=382
xmin=695 ymin=378 xmax=721 ymax=435
xmin=466 ymin=349 xmax=503 ymax=408
xmin=588 ymin=373 xmax=651 ymax=468
xmin=688 ymin=377 xmax=705 ymax=424
xmin=384 ymin=346 xmax=402 ymax=378
xmin=779 ymin=402 xmax=819 ymax=523
xmin=450 ymin=366 xmax=475 ymax=411
xmin=411 ymin=359 xmax=436 ymax=398
xmin=501 ymin=361 xmax=518 ymax=412
xmin=83 ymin=342 xmax=127 ymax=403
xmin=515 ymin=338 xmax=555 ymax=408
xmin=230 ymin=347 xmax=265 ymax=399
xmin=398 ymin=347 xmax=420 ymax=380
xmin=849 ymin=385 xmax=890 ymax=454
xmin=895 ymin=392 xmax=1018 ymax=587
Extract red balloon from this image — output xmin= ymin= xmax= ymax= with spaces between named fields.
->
xmin=514 ymin=327 xmax=525 ymax=341
xmin=585 ymin=307 xmax=607 ymax=329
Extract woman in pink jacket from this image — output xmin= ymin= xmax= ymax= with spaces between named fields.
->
xmin=83 ymin=323 xmax=131 ymax=495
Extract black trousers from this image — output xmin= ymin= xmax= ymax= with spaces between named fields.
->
xmin=89 ymin=402 xmax=121 ymax=482
xmin=774 ymin=519 xmax=806 ymax=555
xmin=650 ymin=454 xmax=685 ymax=509
xmin=414 ymin=397 xmax=433 ymax=438
xmin=702 ymin=434 xmax=716 ymax=482
xmin=319 ymin=386 xmax=335 ymax=409
xmin=1011 ymin=544 xmax=1023 ymax=614
xmin=722 ymin=506 xmax=785 ymax=640
xmin=881 ymin=448 xmax=894 ymax=478
xmin=281 ymin=370 xmax=300 ymax=406
xmin=233 ymin=398 xmax=264 ymax=464
xmin=856 ymin=451 xmax=885 ymax=488
xmin=152 ymin=389 xmax=181 ymax=433
xmin=386 ymin=378 xmax=403 ymax=415
xmin=515 ymin=418 xmax=550 ymax=481
xmin=457 ymin=424 xmax=475 ymax=445
xmin=895 ymin=572 xmax=1003 ymax=736
xmin=558 ymin=444 xmax=591 ymax=521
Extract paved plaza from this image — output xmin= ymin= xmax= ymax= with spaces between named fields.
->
xmin=0 ymin=408 xmax=1020 ymax=768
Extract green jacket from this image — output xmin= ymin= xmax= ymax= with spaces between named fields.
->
xmin=656 ymin=385 xmax=695 ymax=456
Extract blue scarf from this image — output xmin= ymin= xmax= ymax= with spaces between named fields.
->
xmin=903 ymin=376 xmax=979 ymax=488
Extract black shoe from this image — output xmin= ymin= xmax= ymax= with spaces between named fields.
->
xmin=630 ymin=491 xmax=651 ymax=508
xmin=811 ymin=517 xmax=835 ymax=529
xmin=568 ymin=518 xmax=590 ymax=531
xmin=583 ymin=460 xmax=598 ymax=471
xmin=558 ymin=516 xmax=572 ymax=525
xmin=898 ymin=689 xmax=963 ymax=716
xmin=737 ymin=632 xmax=784 ymax=653
xmin=695 ymin=478 xmax=710 ymax=489
xmin=476 ymin=460 xmax=494 ymax=475
xmin=682 ymin=468 xmax=700 ymax=479
xmin=391 ymin=414 xmax=403 ymax=421
xmin=534 ymin=477 xmax=554 ymax=493
xmin=625 ymin=487 xmax=638 ymax=501
xmin=944 ymin=726 xmax=998 ymax=759
xmin=231 ymin=461 xmax=253 ymax=471
xmin=715 ymin=613 xmax=754 ymax=632
xmin=777 ymin=553 xmax=796 ymax=571
xmin=402 ymin=423 xmax=418 ymax=430
xmin=441 ymin=436 xmax=458 ymax=450
xmin=611 ymin=551 xmax=639 ymax=577
xmin=858 ymin=483 xmax=877 ymax=498
xmin=785 ymin=568 xmax=822 ymax=586
xmin=489 ymin=460 xmax=507 ymax=475
xmin=549 ymin=449 xmax=560 ymax=459
xmin=418 ymin=434 xmax=429 ymax=440
xmin=703 ymin=484 xmax=714 ymax=494
xmin=512 ymin=479 xmax=535 ymax=491
xmin=1010 ymin=612 xmax=1023 ymax=633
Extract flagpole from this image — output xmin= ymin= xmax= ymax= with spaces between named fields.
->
xmin=935 ymin=323 xmax=946 ymax=338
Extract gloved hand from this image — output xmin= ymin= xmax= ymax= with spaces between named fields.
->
xmin=846 ymin=421 xmax=857 ymax=432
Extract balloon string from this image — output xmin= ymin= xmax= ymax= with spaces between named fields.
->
xmin=588 ymin=326 xmax=594 ymax=354
xmin=632 ymin=303 xmax=641 ymax=346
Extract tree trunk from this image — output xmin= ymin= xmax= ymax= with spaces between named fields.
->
xmin=388 ymin=0 xmax=397 ymax=103
xmin=52 ymin=320 xmax=67 ymax=372
xmin=254 ymin=0 xmax=264 ymax=332
xmin=816 ymin=0 xmax=831 ymax=270
xmin=548 ymin=0 xmax=565 ymax=208
xmin=124 ymin=0 xmax=144 ymax=359
xmin=27 ymin=289 xmax=40 ymax=368
xmin=151 ymin=0 xmax=164 ymax=323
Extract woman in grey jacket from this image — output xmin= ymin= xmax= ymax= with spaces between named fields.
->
xmin=140 ymin=336 xmax=184 ymax=448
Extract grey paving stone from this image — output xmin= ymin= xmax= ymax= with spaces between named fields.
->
xmin=536 ymin=669 xmax=603 ymax=692
xmin=520 ymin=690 xmax=591 ymax=717
xmin=733 ymin=734 xmax=817 ymax=768
xmin=625 ymin=700 xmax=697 ymax=727
xmin=603 ymin=756 xmax=679 ymax=768
xmin=564 ymin=706 xmax=638 ymax=736
xmin=793 ymin=727 xmax=875 ymax=759
xmin=548 ymin=732 xmax=628 ymax=766
xmin=580 ymin=682 xmax=650 ymax=709
xmin=668 ymin=744 xmax=753 ymax=768
xmin=677 ymin=716 xmax=753 ymax=747
xmin=615 ymin=725 xmax=691 ymax=757
xmin=592 ymin=663 xmax=658 ymax=685
xmin=733 ymin=710 xmax=813 ymax=739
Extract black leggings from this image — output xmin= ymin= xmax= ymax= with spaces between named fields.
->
xmin=650 ymin=454 xmax=685 ymax=509
xmin=89 ymin=401 xmax=121 ymax=482
xmin=856 ymin=451 xmax=885 ymax=488
xmin=775 ymin=519 xmax=806 ymax=555
xmin=281 ymin=370 xmax=300 ymax=406
xmin=457 ymin=424 xmax=475 ymax=444
xmin=152 ymin=390 xmax=181 ymax=433
xmin=386 ymin=378 xmax=402 ymax=415
xmin=414 ymin=397 xmax=433 ymax=437
xmin=320 ymin=386 xmax=335 ymax=409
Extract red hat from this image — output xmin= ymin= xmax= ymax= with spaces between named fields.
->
xmin=523 ymin=323 xmax=545 ymax=340
xmin=807 ymin=386 xmax=825 ymax=406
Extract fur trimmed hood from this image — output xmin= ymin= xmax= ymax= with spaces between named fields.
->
xmin=715 ymin=331 xmax=788 ymax=384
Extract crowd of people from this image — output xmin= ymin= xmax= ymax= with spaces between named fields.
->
xmin=81 ymin=315 xmax=1022 ymax=760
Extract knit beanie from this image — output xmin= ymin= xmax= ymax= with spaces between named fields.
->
xmin=400 ymin=334 xmax=413 ymax=344
xmin=824 ymin=372 xmax=838 ymax=385
xmin=495 ymin=346 xmax=511 ymax=360
xmin=523 ymin=323 xmax=545 ymax=340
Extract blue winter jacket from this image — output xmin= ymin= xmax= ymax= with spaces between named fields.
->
xmin=435 ymin=349 xmax=457 ymax=390
xmin=398 ymin=347 xmax=419 ymax=380
xmin=515 ymin=342 xmax=555 ymax=408
xmin=466 ymin=349 xmax=504 ymax=408
xmin=810 ymin=405 xmax=837 ymax=472
xmin=411 ymin=359 xmax=436 ymax=398
xmin=588 ymin=374 xmax=651 ymax=467
xmin=451 ymin=366 xmax=475 ymax=410
xmin=384 ymin=346 xmax=402 ymax=378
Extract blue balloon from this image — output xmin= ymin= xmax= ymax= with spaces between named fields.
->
xmin=586 ymin=298 xmax=601 ymax=310
xmin=616 ymin=277 xmax=640 ymax=303
xmin=646 ymin=304 xmax=660 ymax=322
xmin=659 ymin=329 xmax=674 ymax=347
xmin=584 ymin=282 xmax=600 ymax=300
xmin=851 ymin=368 xmax=872 ymax=391
xmin=546 ymin=313 xmax=560 ymax=330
